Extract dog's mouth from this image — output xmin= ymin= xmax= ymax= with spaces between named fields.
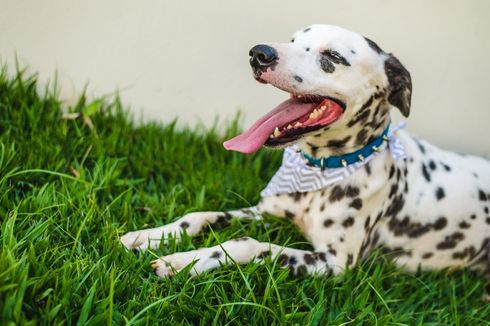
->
xmin=223 ymin=93 xmax=345 ymax=153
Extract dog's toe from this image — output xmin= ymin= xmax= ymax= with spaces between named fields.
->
xmin=151 ymin=259 xmax=175 ymax=278
xmin=120 ymin=232 xmax=148 ymax=251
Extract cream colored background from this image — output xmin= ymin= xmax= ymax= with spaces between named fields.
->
xmin=1 ymin=0 xmax=489 ymax=157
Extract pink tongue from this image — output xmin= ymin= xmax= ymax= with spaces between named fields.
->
xmin=223 ymin=99 xmax=317 ymax=154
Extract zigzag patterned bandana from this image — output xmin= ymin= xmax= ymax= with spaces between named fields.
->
xmin=260 ymin=122 xmax=407 ymax=197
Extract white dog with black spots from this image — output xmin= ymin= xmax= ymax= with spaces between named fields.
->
xmin=121 ymin=25 xmax=490 ymax=280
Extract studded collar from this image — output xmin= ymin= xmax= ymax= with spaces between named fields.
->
xmin=302 ymin=124 xmax=390 ymax=169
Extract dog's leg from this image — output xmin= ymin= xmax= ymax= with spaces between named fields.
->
xmin=151 ymin=237 xmax=340 ymax=278
xmin=120 ymin=207 xmax=261 ymax=251
xmin=120 ymin=194 xmax=307 ymax=251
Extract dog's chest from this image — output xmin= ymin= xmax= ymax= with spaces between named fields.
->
xmin=291 ymin=150 xmax=393 ymax=247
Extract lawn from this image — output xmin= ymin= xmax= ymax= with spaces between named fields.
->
xmin=0 ymin=67 xmax=489 ymax=325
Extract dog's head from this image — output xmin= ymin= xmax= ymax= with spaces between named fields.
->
xmin=224 ymin=24 xmax=411 ymax=155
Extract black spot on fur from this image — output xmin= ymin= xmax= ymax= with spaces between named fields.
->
xmin=320 ymin=56 xmax=335 ymax=73
xmin=209 ymin=214 xmax=231 ymax=230
xmin=347 ymin=254 xmax=354 ymax=266
xmin=486 ymin=217 xmax=490 ymax=225
xmin=329 ymin=186 xmax=345 ymax=202
xmin=364 ymin=216 xmax=371 ymax=230
xmin=433 ymin=217 xmax=448 ymax=230
xmin=258 ymin=250 xmax=271 ymax=259
xmin=422 ymin=164 xmax=431 ymax=182
xmin=409 ymin=225 xmax=431 ymax=238
xmin=347 ymin=110 xmax=370 ymax=128
xmin=459 ymin=221 xmax=471 ymax=229
xmin=180 ymin=221 xmax=190 ymax=229
xmin=389 ymin=215 xmax=446 ymax=238
xmin=326 ymin=136 xmax=352 ymax=149
xmin=381 ymin=246 xmax=412 ymax=258
xmin=307 ymin=143 xmax=319 ymax=157
xmin=346 ymin=186 xmax=360 ymax=198
xmin=315 ymin=252 xmax=327 ymax=262
xmin=388 ymin=165 xmax=396 ymax=179
xmin=291 ymin=192 xmax=303 ymax=202
xmin=436 ymin=232 xmax=465 ymax=250
xmin=296 ymin=265 xmax=307 ymax=276
xmin=323 ymin=219 xmax=334 ymax=227
xmin=277 ymin=254 xmax=289 ymax=265
xmin=349 ymin=199 xmax=363 ymax=210
xmin=356 ymin=129 xmax=368 ymax=146
xmin=303 ymin=27 xmax=311 ymax=32
xmin=288 ymin=256 xmax=298 ymax=265
xmin=328 ymin=247 xmax=337 ymax=256
xmin=385 ymin=195 xmax=405 ymax=219
xmin=441 ymin=163 xmax=451 ymax=171
xmin=435 ymin=187 xmax=445 ymax=201
xmin=452 ymin=246 xmax=476 ymax=260
xmin=371 ymin=231 xmax=380 ymax=247
xmin=210 ymin=251 xmax=222 ymax=259
xmin=359 ymin=95 xmax=374 ymax=112
xmin=284 ymin=210 xmax=295 ymax=220
xmin=470 ymin=214 xmax=477 ymax=220
xmin=294 ymin=75 xmax=303 ymax=83
xmin=428 ymin=160 xmax=437 ymax=171
xmin=365 ymin=163 xmax=372 ymax=175
xmin=342 ymin=217 xmax=355 ymax=228
xmin=304 ymin=253 xmax=316 ymax=265
xmin=415 ymin=140 xmax=426 ymax=154
xmin=364 ymin=37 xmax=383 ymax=54
xmin=389 ymin=184 xmax=399 ymax=198
xmin=422 ymin=252 xmax=433 ymax=259
xmin=479 ymin=190 xmax=487 ymax=201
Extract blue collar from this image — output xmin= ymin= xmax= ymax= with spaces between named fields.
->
xmin=302 ymin=124 xmax=390 ymax=169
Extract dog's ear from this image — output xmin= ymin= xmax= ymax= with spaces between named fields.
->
xmin=384 ymin=54 xmax=412 ymax=117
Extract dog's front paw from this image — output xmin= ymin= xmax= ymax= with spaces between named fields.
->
xmin=151 ymin=251 xmax=199 ymax=278
xmin=120 ymin=230 xmax=151 ymax=251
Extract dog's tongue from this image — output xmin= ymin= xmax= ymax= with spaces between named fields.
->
xmin=223 ymin=99 xmax=317 ymax=154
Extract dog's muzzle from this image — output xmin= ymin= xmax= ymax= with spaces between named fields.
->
xmin=249 ymin=44 xmax=278 ymax=75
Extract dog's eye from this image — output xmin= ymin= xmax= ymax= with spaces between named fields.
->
xmin=322 ymin=50 xmax=342 ymax=61
xmin=321 ymin=50 xmax=351 ymax=67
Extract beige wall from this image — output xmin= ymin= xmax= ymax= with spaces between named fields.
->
xmin=1 ymin=0 xmax=489 ymax=157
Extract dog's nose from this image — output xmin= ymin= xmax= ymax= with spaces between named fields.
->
xmin=249 ymin=44 xmax=278 ymax=70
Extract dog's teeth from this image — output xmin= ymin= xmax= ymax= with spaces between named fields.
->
xmin=297 ymin=95 xmax=302 ymax=98
xmin=320 ymin=105 xmax=326 ymax=111
xmin=310 ymin=109 xmax=322 ymax=119
xmin=274 ymin=127 xmax=281 ymax=137
xmin=287 ymin=124 xmax=293 ymax=129
xmin=294 ymin=122 xmax=302 ymax=128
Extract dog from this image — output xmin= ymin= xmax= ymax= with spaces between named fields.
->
xmin=121 ymin=24 xmax=490 ymax=279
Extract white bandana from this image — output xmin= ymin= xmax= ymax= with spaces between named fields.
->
xmin=260 ymin=122 xmax=407 ymax=197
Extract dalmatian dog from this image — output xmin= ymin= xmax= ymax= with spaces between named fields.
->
xmin=121 ymin=24 xmax=490 ymax=279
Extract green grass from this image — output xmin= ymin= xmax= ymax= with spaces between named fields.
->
xmin=0 ymin=66 xmax=489 ymax=325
